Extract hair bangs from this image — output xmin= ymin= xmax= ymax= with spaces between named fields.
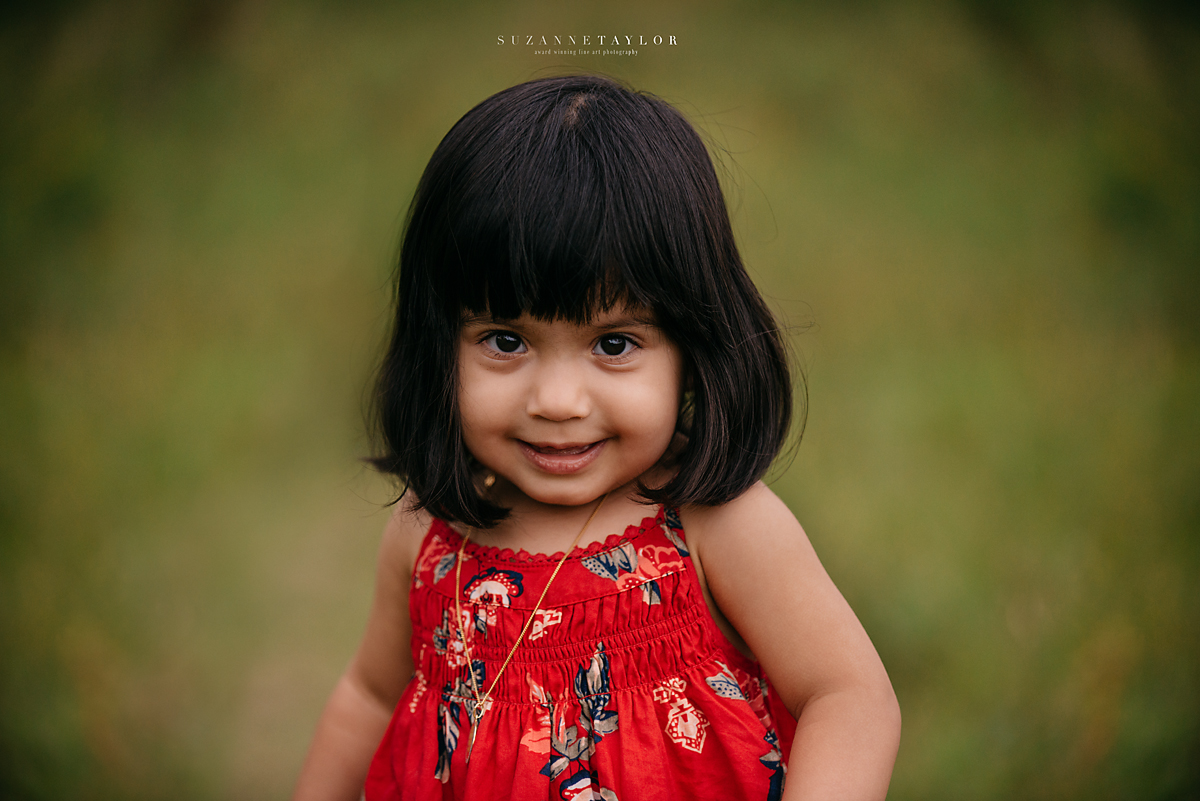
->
xmin=443 ymin=161 xmax=640 ymax=324
xmin=425 ymin=78 xmax=706 ymax=326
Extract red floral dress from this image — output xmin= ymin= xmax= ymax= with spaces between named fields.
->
xmin=365 ymin=506 xmax=796 ymax=800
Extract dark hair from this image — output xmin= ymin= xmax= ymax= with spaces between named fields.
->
xmin=370 ymin=74 xmax=798 ymax=527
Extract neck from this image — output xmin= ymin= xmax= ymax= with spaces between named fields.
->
xmin=464 ymin=479 xmax=657 ymax=554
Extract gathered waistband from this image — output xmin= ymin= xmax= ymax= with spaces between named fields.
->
xmin=411 ymin=592 xmax=725 ymax=704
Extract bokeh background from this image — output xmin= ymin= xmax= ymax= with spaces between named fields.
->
xmin=2 ymin=1 xmax=1198 ymax=798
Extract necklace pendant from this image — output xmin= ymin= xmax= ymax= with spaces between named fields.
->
xmin=465 ymin=705 xmax=483 ymax=765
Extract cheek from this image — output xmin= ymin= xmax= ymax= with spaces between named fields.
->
xmin=457 ymin=391 xmax=484 ymax=441
xmin=457 ymin=365 xmax=505 ymax=440
xmin=457 ymin=360 xmax=531 ymax=451
xmin=616 ymin=380 xmax=682 ymax=445
xmin=457 ymin=393 xmax=507 ymax=468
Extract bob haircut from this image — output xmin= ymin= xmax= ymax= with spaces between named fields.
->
xmin=371 ymin=74 xmax=797 ymax=527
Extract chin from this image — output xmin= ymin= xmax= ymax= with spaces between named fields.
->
xmin=529 ymin=487 xmax=609 ymax=508
xmin=513 ymin=478 xmax=619 ymax=508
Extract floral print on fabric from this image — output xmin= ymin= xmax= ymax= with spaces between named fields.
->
xmin=462 ymin=566 xmax=524 ymax=635
xmin=760 ymin=731 xmax=786 ymax=801
xmin=543 ymin=643 xmax=619 ymax=780
xmin=529 ymin=608 xmax=563 ymax=641
xmin=653 ymin=677 xmax=710 ymax=754
xmin=432 ymin=609 xmax=468 ymax=669
xmin=520 ymin=676 xmax=554 ymax=757
xmin=366 ymin=506 xmax=797 ymax=800
xmin=559 ymin=770 xmax=620 ymax=801
xmin=435 ymin=678 xmax=463 ymax=783
xmin=580 ymin=540 xmax=686 ymax=606
xmin=580 ymin=543 xmax=639 ymax=589
xmin=464 ymin=567 xmax=525 ymax=606
xmin=407 ymin=669 xmax=428 ymax=713
xmin=435 ymin=663 xmax=488 ymax=783
xmin=663 ymin=506 xmax=690 ymax=556
xmin=413 ymin=535 xmax=458 ymax=590
xmin=705 ymin=661 xmax=748 ymax=701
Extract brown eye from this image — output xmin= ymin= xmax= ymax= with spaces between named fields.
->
xmin=486 ymin=332 xmax=526 ymax=354
xmin=595 ymin=336 xmax=633 ymax=357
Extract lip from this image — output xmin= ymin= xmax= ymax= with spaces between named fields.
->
xmin=518 ymin=439 xmax=607 ymax=474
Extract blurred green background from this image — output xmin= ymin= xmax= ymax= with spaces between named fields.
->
xmin=2 ymin=1 xmax=1198 ymax=798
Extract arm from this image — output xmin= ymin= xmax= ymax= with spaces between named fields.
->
xmin=291 ymin=502 xmax=425 ymax=801
xmin=687 ymin=483 xmax=901 ymax=801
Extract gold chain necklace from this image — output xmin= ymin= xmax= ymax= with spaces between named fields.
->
xmin=453 ymin=492 xmax=609 ymax=765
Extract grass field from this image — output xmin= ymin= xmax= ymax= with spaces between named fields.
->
xmin=2 ymin=1 xmax=1198 ymax=798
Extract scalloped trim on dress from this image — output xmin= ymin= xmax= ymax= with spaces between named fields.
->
xmin=432 ymin=504 xmax=668 ymax=564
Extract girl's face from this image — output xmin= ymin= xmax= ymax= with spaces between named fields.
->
xmin=457 ymin=305 xmax=683 ymax=510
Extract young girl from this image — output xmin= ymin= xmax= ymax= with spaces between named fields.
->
xmin=293 ymin=75 xmax=900 ymax=801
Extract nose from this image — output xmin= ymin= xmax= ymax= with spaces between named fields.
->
xmin=526 ymin=358 xmax=591 ymax=421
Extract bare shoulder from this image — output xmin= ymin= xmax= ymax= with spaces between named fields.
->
xmin=682 ymin=480 xmax=806 ymax=552
xmin=674 ymin=482 xmax=814 ymax=662
xmin=378 ymin=491 xmax=435 ymax=579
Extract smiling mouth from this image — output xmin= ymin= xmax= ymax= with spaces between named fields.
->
xmin=518 ymin=440 xmax=606 ymax=474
